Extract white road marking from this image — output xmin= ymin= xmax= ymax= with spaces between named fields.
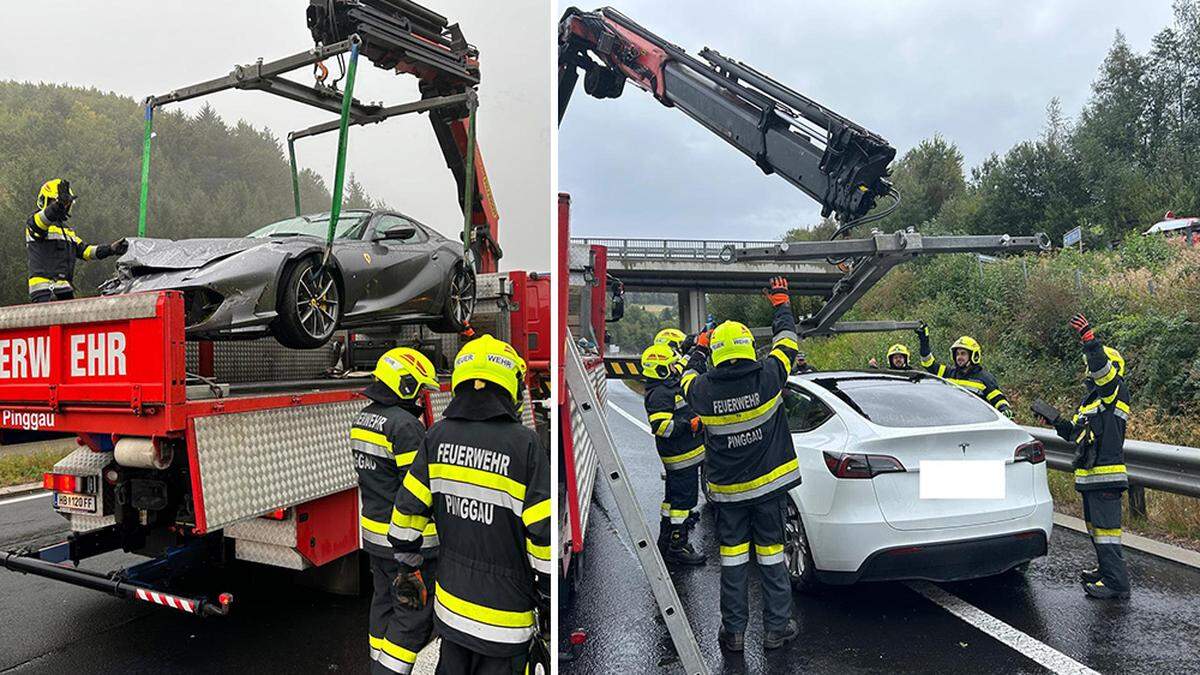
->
xmin=0 ymin=491 xmax=50 ymax=507
xmin=606 ymin=400 xmax=651 ymax=435
xmin=907 ymin=581 xmax=1099 ymax=675
xmin=610 ymin=386 xmax=1093 ymax=673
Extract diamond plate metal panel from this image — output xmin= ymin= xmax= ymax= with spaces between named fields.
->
xmin=569 ymin=388 xmax=598 ymax=539
xmin=224 ymin=514 xmax=298 ymax=546
xmin=185 ymin=338 xmax=340 ymax=383
xmin=70 ymin=514 xmax=116 ymax=532
xmin=568 ymin=243 xmax=593 ymax=271
xmin=234 ymin=539 xmax=310 ymax=570
xmin=427 ymin=388 xmax=535 ymax=428
xmin=0 ymin=293 xmax=160 ymax=330
xmin=53 ymin=447 xmax=112 ymax=475
xmin=193 ymin=400 xmax=360 ymax=531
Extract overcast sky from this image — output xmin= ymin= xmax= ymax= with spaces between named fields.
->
xmin=560 ymin=0 xmax=1178 ymax=241
xmin=0 ymin=0 xmax=551 ymax=271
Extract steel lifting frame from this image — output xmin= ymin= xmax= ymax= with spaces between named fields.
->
xmin=564 ymin=329 xmax=708 ymax=675
xmin=724 ymin=231 xmax=1050 ymax=337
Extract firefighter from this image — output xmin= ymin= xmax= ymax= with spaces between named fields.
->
xmin=352 ymin=348 xmax=442 ymax=674
xmin=1044 ymin=314 xmax=1131 ymax=599
xmin=869 ymin=343 xmax=913 ymax=370
xmin=389 ymin=335 xmax=550 ymax=674
xmin=916 ymin=324 xmax=1012 ymax=416
xmin=654 ymin=327 xmax=687 ymax=355
xmin=793 ymin=351 xmax=816 ymax=374
xmin=26 ymin=179 xmax=127 ymax=303
xmin=681 ymin=276 xmax=801 ymax=652
xmin=641 ymin=343 xmax=705 ymax=565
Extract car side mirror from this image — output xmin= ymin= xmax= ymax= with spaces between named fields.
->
xmin=377 ymin=226 xmax=416 ymax=241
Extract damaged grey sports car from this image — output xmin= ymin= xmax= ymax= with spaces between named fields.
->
xmin=100 ymin=209 xmax=476 ymax=349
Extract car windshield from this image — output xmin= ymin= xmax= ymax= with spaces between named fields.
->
xmin=812 ymin=375 xmax=997 ymax=428
xmin=247 ymin=211 xmax=371 ymax=239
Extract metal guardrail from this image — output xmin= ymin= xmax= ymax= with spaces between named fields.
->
xmin=1024 ymin=426 xmax=1200 ymax=499
xmin=571 ymin=237 xmax=778 ymax=262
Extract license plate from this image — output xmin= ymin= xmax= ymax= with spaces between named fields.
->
xmin=919 ymin=460 xmax=1005 ymax=500
xmin=54 ymin=492 xmax=97 ymax=514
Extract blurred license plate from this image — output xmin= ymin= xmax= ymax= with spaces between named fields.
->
xmin=919 ymin=460 xmax=1005 ymax=499
xmin=54 ymin=493 xmax=96 ymax=514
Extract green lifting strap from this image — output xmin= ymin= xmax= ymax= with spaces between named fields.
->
xmin=137 ymin=102 xmax=155 ymax=237
xmin=288 ymin=136 xmax=301 ymax=217
xmin=324 ymin=37 xmax=361 ymax=264
xmin=461 ymin=92 xmax=478 ymax=269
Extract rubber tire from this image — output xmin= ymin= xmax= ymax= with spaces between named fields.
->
xmin=785 ymin=499 xmax=821 ymax=593
xmin=430 ymin=263 xmax=476 ymax=334
xmin=273 ymin=256 xmax=342 ymax=349
xmin=1007 ymin=561 xmax=1031 ymax=576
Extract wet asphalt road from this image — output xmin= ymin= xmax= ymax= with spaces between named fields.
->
xmin=0 ymin=493 xmax=369 ymax=674
xmin=560 ymin=382 xmax=1200 ymax=675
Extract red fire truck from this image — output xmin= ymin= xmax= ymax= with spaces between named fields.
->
xmin=0 ymin=278 xmax=547 ymax=615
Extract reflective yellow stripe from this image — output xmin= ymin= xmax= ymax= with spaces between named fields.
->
xmin=986 ymin=389 xmax=1003 ymax=401
xmin=391 ymin=507 xmax=430 ymax=531
xmin=380 ymin=638 xmax=417 ymax=664
xmin=948 ymin=378 xmax=985 ymax=391
xmin=395 ymin=451 xmax=417 ymax=467
xmin=422 ymin=521 xmax=438 ymax=537
xmin=1115 ymin=400 xmax=1131 ymax=415
xmin=523 ymin=499 xmax=550 ymax=527
xmin=681 ymin=371 xmax=697 ymax=393
xmin=774 ymin=337 xmax=798 ymax=351
xmin=719 ymin=542 xmax=750 ymax=557
xmin=403 ymin=471 xmax=432 ymax=507
xmin=350 ymin=427 xmax=392 ymax=451
xmin=699 ymin=392 xmax=782 ymax=427
xmin=1093 ymin=527 xmax=1122 ymax=537
xmin=82 ymin=245 xmax=97 ymax=260
xmin=28 ymin=276 xmax=52 ymax=290
xmin=770 ymin=348 xmax=790 ymax=373
xmin=32 ymin=211 xmax=51 ymax=230
xmin=1079 ymin=400 xmax=1102 ymax=414
xmin=1101 ymin=389 xmax=1119 ymax=404
xmin=1074 ymin=464 xmax=1127 ymax=477
xmin=667 ymin=509 xmax=690 ymax=518
xmin=754 ymin=543 xmax=784 ymax=556
xmin=921 ymin=354 xmax=935 ymax=367
xmin=435 ymin=582 xmax=534 ymax=628
xmin=526 ymin=538 xmax=551 ymax=561
xmin=361 ymin=515 xmax=390 ymax=534
xmin=662 ymin=445 xmax=704 ymax=465
xmin=648 ymin=412 xmax=674 ymax=422
xmin=709 ymin=458 xmax=799 ymax=495
xmin=429 ymin=463 xmax=527 ymax=503
xmin=1094 ymin=364 xmax=1117 ymax=386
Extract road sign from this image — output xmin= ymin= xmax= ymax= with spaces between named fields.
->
xmin=1063 ymin=226 xmax=1082 ymax=248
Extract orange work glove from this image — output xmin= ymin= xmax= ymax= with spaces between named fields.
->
xmin=765 ymin=276 xmax=789 ymax=307
xmin=696 ymin=330 xmax=711 ymax=348
xmin=689 ymin=416 xmax=702 ymax=433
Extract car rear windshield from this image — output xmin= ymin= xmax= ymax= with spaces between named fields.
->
xmin=248 ymin=211 xmax=371 ymax=239
xmin=813 ymin=376 xmax=998 ymax=428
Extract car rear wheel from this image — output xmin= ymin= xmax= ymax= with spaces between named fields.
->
xmin=274 ymin=257 xmax=342 ymax=349
xmin=784 ymin=499 xmax=820 ymax=593
xmin=430 ymin=263 xmax=476 ymax=333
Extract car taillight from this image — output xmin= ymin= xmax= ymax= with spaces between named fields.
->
xmin=823 ymin=452 xmax=906 ymax=479
xmin=1015 ymin=440 xmax=1045 ymax=464
xmin=42 ymin=472 xmax=93 ymax=494
xmin=261 ymin=508 xmax=289 ymax=521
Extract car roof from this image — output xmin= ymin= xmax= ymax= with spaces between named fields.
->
xmin=789 ymin=369 xmax=942 ymax=386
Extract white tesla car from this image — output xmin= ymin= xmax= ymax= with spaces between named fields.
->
xmin=778 ymin=370 xmax=1053 ymax=589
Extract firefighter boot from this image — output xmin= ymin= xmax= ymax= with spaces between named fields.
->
xmin=663 ymin=525 xmax=706 ymax=566
xmin=1079 ymin=567 xmax=1101 ymax=584
xmin=1084 ymin=580 xmax=1130 ymax=600
xmin=657 ymin=516 xmax=671 ymax=553
xmin=685 ymin=509 xmax=700 ymax=531
xmin=718 ymin=628 xmax=744 ymax=652
xmin=763 ymin=618 xmax=800 ymax=650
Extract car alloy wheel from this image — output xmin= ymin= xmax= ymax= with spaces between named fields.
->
xmin=784 ymin=502 xmax=807 ymax=579
xmin=295 ymin=263 xmax=340 ymax=341
xmin=448 ymin=266 xmax=476 ymax=325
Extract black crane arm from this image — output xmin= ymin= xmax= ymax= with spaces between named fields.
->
xmin=559 ymin=6 xmax=897 ymax=223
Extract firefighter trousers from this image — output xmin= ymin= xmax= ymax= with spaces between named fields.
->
xmin=1082 ymin=489 xmax=1130 ymax=592
xmin=436 ymin=638 xmax=529 ymax=675
xmin=660 ymin=464 xmax=700 ymax=543
xmin=715 ymin=494 xmax=793 ymax=634
xmin=29 ymin=287 xmax=74 ymax=304
xmin=370 ymin=554 xmax=438 ymax=675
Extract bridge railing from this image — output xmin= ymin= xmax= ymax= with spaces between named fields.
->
xmin=571 ymin=237 xmax=778 ymax=262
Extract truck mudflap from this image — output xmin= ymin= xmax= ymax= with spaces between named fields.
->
xmin=0 ymin=527 xmax=233 ymax=617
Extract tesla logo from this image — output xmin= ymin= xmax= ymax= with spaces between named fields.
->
xmin=960 ymin=443 xmax=970 ymax=454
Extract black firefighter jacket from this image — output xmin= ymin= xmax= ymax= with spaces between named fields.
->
xmin=681 ymin=303 xmax=802 ymax=505
xmin=918 ymin=335 xmax=1011 ymax=414
xmin=643 ymin=374 xmax=705 ymax=470
xmin=390 ymin=386 xmax=550 ymax=657
xmin=350 ymin=382 xmax=436 ymax=559
xmin=26 ymin=207 xmax=112 ymax=295
xmin=1055 ymin=338 xmax=1130 ymax=492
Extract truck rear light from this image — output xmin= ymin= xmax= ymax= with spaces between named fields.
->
xmin=823 ymin=452 xmax=906 ymax=479
xmin=261 ymin=508 xmax=289 ymax=521
xmin=42 ymin=472 xmax=93 ymax=494
xmin=1015 ymin=440 xmax=1045 ymax=464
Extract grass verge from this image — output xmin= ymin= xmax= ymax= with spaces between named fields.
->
xmin=0 ymin=449 xmax=72 ymax=488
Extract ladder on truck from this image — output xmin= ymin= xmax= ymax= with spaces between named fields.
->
xmin=564 ymin=329 xmax=708 ymax=675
